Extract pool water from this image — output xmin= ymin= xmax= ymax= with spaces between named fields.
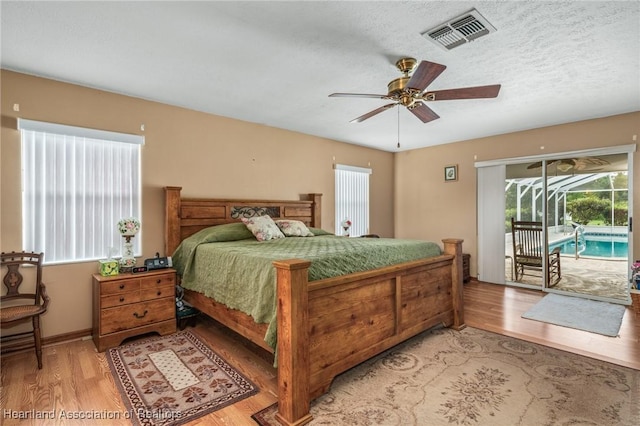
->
xmin=551 ymin=234 xmax=628 ymax=258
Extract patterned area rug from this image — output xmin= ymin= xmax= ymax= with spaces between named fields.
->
xmin=252 ymin=327 xmax=639 ymax=425
xmin=107 ymin=330 xmax=257 ymax=426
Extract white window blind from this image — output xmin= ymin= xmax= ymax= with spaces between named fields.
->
xmin=334 ymin=164 xmax=371 ymax=237
xmin=18 ymin=119 xmax=143 ymax=264
xmin=476 ymin=164 xmax=506 ymax=284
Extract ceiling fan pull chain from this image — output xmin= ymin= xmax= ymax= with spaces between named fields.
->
xmin=397 ymin=106 xmax=400 ymax=149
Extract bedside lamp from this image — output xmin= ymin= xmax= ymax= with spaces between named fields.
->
xmin=117 ymin=217 xmax=140 ymax=272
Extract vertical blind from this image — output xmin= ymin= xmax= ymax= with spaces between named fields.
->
xmin=334 ymin=164 xmax=371 ymax=237
xmin=476 ymin=164 xmax=506 ymax=284
xmin=18 ymin=119 xmax=143 ymax=264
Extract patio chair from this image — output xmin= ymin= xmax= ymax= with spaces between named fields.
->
xmin=511 ymin=218 xmax=562 ymax=286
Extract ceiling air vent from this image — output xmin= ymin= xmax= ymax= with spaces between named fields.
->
xmin=422 ymin=9 xmax=496 ymax=51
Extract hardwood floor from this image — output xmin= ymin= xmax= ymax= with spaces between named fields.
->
xmin=1 ymin=281 xmax=638 ymax=425
xmin=464 ymin=280 xmax=639 ymax=370
xmin=1 ymin=319 xmax=279 ymax=426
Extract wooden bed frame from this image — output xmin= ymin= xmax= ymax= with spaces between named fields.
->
xmin=165 ymin=186 xmax=465 ymax=426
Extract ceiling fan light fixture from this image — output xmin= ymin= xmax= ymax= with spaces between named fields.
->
xmin=422 ymin=8 xmax=496 ymax=51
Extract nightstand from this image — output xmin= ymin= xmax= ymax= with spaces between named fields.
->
xmin=92 ymin=268 xmax=177 ymax=352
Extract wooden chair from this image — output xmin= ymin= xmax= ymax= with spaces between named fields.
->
xmin=511 ymin=219 xmax=562 ymax=286
xmin=1 ymin=251 xmax=50 ymax=369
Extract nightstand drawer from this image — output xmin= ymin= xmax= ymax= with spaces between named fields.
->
xmin=101 ymin=278 xmax=140 ymax=295
xmin=141 ymin=273 xmax=175 ymax=289
xmin=141 ymin=283 xmax=174 ymax=301
xmin=101 ymin=298 xmax=175 ymax=335
xmin=102 ymin=291 xmax=141 ymax=308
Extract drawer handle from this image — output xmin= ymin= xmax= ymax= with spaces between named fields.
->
xmin=156 ymin=279 xmax=162 ymax=284
xmin=119 ymin=284 xmax=125 ymax=289
xmin=133 ymin=310 xmax=148 ymax=319
xmin=157 ymin=291 xmax=162 ymax=296
xmin=119 ymin=297 xmax=125 ymax=302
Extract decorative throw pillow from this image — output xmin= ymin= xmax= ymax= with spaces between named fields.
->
xmin=275 ymin=219 xmax=315 ymax=237
xmin=241 ymin=215 xmax=285 ymax=241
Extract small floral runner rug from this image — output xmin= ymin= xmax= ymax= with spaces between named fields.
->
xmin=107 ymin=330 xmax=257 ymax=426
xmin=252 ymin=327 xmax=639 ymax=426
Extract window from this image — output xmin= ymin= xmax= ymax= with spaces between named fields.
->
xmin=334 ymin=164 xmax=371 ymax=237
xmin=18 ymin=119 xmax=143 ymax=264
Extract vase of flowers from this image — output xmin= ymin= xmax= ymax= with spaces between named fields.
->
xmin=630 ymin=261 xmax=640 ymax=315
xmin=341 ymin=218 xmax=352 ymax=237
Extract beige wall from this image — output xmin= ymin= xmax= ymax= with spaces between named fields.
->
xmin=395 ymin=112 xmax=640 ymax=278
xmin=0 ymin=70 xmax=395 ymax=338
xmin=2 ymin=70 xmax=638 ymax=340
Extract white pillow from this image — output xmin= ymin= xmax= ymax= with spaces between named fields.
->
xmin=275 ymin=219 xmax=314 ymax=237
xmin=241 ymin=215 xmax=285 ymax=241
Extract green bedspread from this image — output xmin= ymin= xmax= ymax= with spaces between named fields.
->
xmin=172 ymin=223 xmax=442 ymax=350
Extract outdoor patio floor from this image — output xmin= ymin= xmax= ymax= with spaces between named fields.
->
xmin=505 ymin=229 xmax=629 ymax=301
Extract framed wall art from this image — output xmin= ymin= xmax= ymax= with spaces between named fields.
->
xmin=444 ymin=164 xmax=458 ymax=182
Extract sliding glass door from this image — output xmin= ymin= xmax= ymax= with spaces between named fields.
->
xmin=542 ymin=154 xmax=631 ymax=301
xmin=477 ymin=146 xmax=635 ymax=304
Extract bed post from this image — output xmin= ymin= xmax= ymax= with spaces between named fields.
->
xmin=307 ymin=193 xmax=322 ymax=228
xmin=273 ymin=259 xmax=313 ymax=426
xmin=165 ymin=186 xmax=182 ymax=255
xmin=443 ymin=238 xmax=466 ymax=330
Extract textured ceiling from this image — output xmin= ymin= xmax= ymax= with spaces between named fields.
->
xmin=1 ymin=1 xmax=639 ymax=152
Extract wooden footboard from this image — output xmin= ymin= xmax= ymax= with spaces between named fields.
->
xmin=164 ymin=186 xmax=464 ymax=426
xmin=273 ymin=238 xmax=464 ymax=426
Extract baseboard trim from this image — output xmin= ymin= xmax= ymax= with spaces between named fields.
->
xmin=43 ymin=328 xmax=92 ymax=346
xmin=0 ymin=329 xmax=93 ymax=359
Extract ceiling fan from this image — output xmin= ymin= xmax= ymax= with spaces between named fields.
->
xmin=527 ymin=157 xmax=610 ymax=172
xmin=329 ymin=57 xmax=501 ymax=123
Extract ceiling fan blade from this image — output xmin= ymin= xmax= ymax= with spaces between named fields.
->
xmin=527 ymin=159 xmax=559 ymax=170
xmin=425 ymin=84 xmax=502 ymax=101
xmin=350 ymin=103 xmax=397 ymax=123
xmin=409 ymin=103 xmax=440 ymax=123
xmin=329 ymin=93 xmax=389 ymax=99
xmin=572 ymin=157 xmax=610 ymax=170
xmin=406 ymin=61 xmax=447 ymax=92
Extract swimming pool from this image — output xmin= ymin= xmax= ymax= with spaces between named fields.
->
xmin=550 ymin=233 xmax=628 ymax=259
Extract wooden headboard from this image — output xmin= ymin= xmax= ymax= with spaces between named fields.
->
xmin=164 ymin=186 xmax=323 ymax=255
